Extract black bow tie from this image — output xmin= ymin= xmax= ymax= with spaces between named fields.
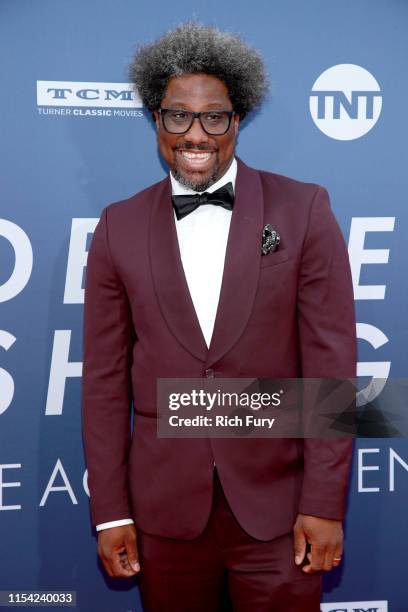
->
xmin=172 ymin=182 xmax=234 ymax=220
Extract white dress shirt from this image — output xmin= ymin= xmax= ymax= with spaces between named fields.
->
xmin=96 ymin=158 xmax=237 ymax=531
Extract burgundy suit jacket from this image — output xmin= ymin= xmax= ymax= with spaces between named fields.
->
xmin=82 ymin=157 xmax=356 ymax=541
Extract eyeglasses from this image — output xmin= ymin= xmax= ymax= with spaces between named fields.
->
xmin=159 ymin=108 xmax=235 ymax=135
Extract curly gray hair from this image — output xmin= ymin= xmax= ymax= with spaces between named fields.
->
xmin=129 ymin=22 xmax=268 ymax=119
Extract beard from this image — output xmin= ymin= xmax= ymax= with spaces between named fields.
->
xmin=172 ymin=159 xmax=221 ymax=192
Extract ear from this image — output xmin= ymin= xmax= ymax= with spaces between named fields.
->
xmin=233 ymin=113 xmax=241 ymax=135
xmin=152 ymin=110 xmax=160 ymax=130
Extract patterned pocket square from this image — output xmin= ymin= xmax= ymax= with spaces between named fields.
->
xmin=261 ymin=224 xmax=280 ymax=255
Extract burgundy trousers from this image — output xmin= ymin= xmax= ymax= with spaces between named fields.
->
xmin=137 ymin=468 xmax=321 ymax=611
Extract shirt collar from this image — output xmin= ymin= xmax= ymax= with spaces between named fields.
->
xmin=170 ymin=157 xmax=237 ymax=196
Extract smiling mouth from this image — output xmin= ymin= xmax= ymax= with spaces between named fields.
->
xmin=175 ymin=149 xmax=216 ymax=171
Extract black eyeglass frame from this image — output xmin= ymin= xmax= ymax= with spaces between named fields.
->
xmin=158 ymin=108 xmax=235 ymax=135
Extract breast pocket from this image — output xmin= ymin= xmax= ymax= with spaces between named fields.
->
xmin=260 ymin=249 xmax=290 ymax=269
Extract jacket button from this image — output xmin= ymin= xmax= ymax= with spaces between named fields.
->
xmin=204 ymin=368 xmax=215 ymax=378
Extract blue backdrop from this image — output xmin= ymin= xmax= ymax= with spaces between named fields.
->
xmin=1 ymin=1 xmax=407 ymax=611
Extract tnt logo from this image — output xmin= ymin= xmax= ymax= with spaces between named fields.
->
xmin=309 ymin=64 xmax=382 ymax=140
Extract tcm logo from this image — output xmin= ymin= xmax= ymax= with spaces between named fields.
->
xmin=36 ymin=81 xmax=142 ymax=108
xmin=320 ymin=601 xmax=388 ymax=612
xmin=310 ymin=64 xmax=382 ymax=140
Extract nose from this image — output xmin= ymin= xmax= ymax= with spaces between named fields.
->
xmin=184 ymin=116 xmax=210 ymax=144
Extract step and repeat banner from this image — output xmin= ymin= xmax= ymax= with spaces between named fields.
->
xmin=1 ymin=1 xmax=407 ymax=611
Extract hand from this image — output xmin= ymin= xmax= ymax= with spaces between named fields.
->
xmin=97 ymin=524 xmax=140 ymax=578
xmin=293 ymin=513 xmax=343 ymax=573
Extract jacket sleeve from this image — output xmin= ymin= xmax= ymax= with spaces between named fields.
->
xmin=297 ymin=186 xmax=357 ymax=520
xmin=82 ymin=206 xmax=135 ymax=527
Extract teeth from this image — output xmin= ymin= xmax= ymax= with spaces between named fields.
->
xmin=181 ymin=151 xmax=212 ymax=160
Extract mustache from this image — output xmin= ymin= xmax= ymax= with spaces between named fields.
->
xmin=174 ymin=143 xmax=217 ymax=152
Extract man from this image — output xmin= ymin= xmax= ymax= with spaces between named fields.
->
xmin=82 ymin=22 xmax=356 ymax=611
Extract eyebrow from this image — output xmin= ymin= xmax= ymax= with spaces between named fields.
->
xmin=163 ymin=102 xmax=232 ymax=109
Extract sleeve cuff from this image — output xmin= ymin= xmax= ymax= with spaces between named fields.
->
xmin=96 ymin=518 xmax=134 ymax=532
